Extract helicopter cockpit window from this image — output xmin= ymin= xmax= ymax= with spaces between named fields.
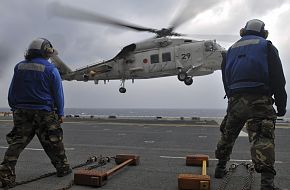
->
xmin=150 ymin=54 xmax=159 ymax=64
xmin=162 ymin=52 xmax=171 ymax=62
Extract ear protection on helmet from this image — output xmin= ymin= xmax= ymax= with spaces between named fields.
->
xmin=263 ymin=29 xmax=269 ymax=39
xmin=40 ymin=38 xmax=54 ymax=57
xmin=240 ymin=19 xmax=268 ymax=39
xmin=240 ymin=27 xmax=268 ymax=39
xmin=240 ymin=28 xmax=246 ymax=37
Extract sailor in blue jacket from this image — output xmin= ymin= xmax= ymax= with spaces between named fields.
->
xmin=215 ymin=19 xmax=287 ymax=190
xmin=0 ymin=38 xmax=71 ymax=188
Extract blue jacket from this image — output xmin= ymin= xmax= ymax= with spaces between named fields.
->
xmin=225 ymin=35 xmax=269 ymax=92
xmin=222 ymin=35 xmax=287 ymax=113
xmin=8 ymin=58 xmax=64 ymax=116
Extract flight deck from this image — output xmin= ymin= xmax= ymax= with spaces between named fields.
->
xmin=0 ymin=116 xmax=289 ymax=190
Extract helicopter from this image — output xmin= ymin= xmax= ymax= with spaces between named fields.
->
xmin=48 ymin=2 xmax=227 ymax=93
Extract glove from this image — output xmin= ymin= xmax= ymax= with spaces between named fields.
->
xmin=277 ymin=108 xmax=286 ymax=117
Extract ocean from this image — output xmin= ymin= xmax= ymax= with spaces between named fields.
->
xmin=1 ymin=107 xmax=289 ymax=118
xmin=0 ymin=107 xmax=226 ymax=117
xmin=65 ymin=108 xmax=227 ymax=118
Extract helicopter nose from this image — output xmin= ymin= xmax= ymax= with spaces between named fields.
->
xmin=213 ymin=41 xmax=226 ymax=51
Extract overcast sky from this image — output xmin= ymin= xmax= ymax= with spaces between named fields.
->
xmin=0 ymin=0 xmax=289 ymax=110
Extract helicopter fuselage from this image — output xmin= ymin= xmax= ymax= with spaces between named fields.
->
xmin=50 ymin=2 xmax=228 ymax=93
xmin=59 ymin=37 xmax=225 ymax=88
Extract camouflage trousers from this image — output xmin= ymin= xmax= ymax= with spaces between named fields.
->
xmin=1 ymin=109 xmax=69 ymax=175
xmin=215 ymin=93 xmax=277 ymax=174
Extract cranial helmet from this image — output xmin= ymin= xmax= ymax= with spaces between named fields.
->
xmin=240 ymin=19 xmax=268 ymax=39
xmin=25 ymin=38 xmax=54 ymax=59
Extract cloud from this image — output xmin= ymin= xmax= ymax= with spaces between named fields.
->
xmin=0 ymin=44 xmax=11 ymax=78
xmin=0 ymin=0 xmax=289 ymax=110
xmin=245 ymin=0 xmax=288 ymax=14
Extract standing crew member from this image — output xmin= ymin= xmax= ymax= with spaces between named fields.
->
xmin=214 ymin=19 xmax=287 ymax=190
xmin=0 ymin=38 xmax=72 ymax=188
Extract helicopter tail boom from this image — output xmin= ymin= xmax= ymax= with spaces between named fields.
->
xmin=50 ymin=54 xmax=74 ymax=80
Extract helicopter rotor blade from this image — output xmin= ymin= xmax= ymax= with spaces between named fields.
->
xmin=47 ymin=2 xmax=158 ymax=34
xmin=170 ymin=0 xmax=222 ymax=30
xmin=188 ymin=34 xmax=239 ymax=42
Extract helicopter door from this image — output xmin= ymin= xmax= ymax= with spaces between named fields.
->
xmin=149 ymin=52 xmax=162 ymax=72
xmin=148 ymin=49 xmax=175 ymax=75
xmin=160 ymin=50 xmax=175 ymax=72
xmin=135 ymin=49 xmax=175 ymax=78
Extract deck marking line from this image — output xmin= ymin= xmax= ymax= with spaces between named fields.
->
xmin=0 ymin=146 xmax=74 ymax=151
xmin=239 ymin=130 xmax=248 ymax=137
xmin=144 ymin=140 xmax=155 ymax=143
xmin=159 ymin=156 xmax=283 ymax=164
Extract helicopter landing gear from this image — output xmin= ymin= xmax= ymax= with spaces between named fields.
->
xmin=177 ymin=71 xmax=187 ymax=81
xmin=184 ymin=77 xmax=193 ymax=85
xmin=119 ymin=87 xmax=126 ymax=93
xmin=119 ymin=79 xmax=126 ymax=93
xmin=83 ymin=74 xmax=89 ymax=82
xmin=178 ymin=70 xmax=193 ymax=85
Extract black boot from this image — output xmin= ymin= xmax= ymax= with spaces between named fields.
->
xmin=214 ymin=160 xmax=227 ymax=178
xmin=0 ymin=165 xmax=16 ymax=188
xmin=261 ymin=172 xmax=280 ymax=190
xmin=56 ymin=165 xmax=72 ymax=177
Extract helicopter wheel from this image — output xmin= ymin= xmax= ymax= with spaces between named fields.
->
xmin=184 ymin=77 xmax=193 ymax=85
xmin=119 ymin=87 xmax=126 ymax=93
xmin=83 ymin=74 xmax=89 ymax=82
xmin=177 ymin=71 xmax=187 ymax=81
